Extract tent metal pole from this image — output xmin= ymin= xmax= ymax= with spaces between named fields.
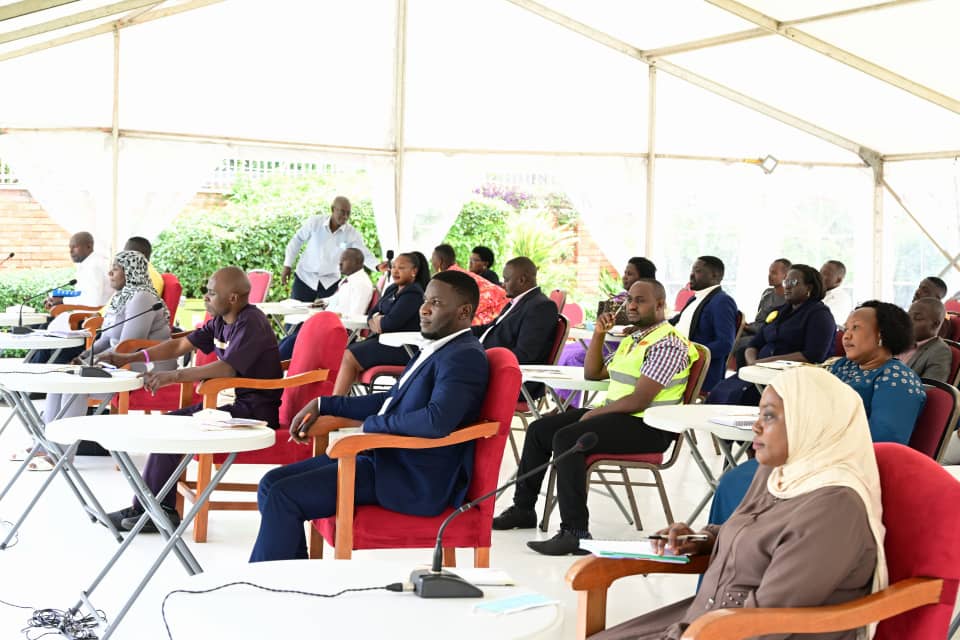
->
xmin=882 ymin=176 xmax=960 ymax=274
xmin=0 ymin=0 xmax=77 ymax=23
xmin=0 ymin=0 xmax=163 ymax=46
xmin=504 ymin=0 xmax=877 ymax=159
xmin=873 ymin=162 xmax=884 ymax=299
xmin=707 ymin=0 xmax=960 ymax=115
xmin=644 ymin=0 xmax=925 ymax=58
xmin=883 ymin=151 xmax=960 ymax=162
xmin=110 ymin=24 xmax=120 ymax=256
xmin=645 ymin=66 xmax=656 ymax=257
xmin=392 ymin=0 xmax=408 ymax=248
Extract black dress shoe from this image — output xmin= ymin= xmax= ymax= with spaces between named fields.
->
xmin=527 ymin=530 xmax=592 ymax=556
xmin=121 ymin=506 xmax=181 ymax=533
xmin=104 ymin=506 xmax=141 ymax=531
xmin=492 ymin=505 xmax=538 ymax=530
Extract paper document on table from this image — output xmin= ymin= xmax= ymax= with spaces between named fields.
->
xmin=193 ymin=409 xmax=267 ymax=430
xmin=709 ymin=413 xmax=759 ymax=428
xmin=579 ymin=539 xmax=690 ymax=563
xmin=451 ymin=568 xmax=515 ymax=586
xmin=41 ymin=329 xmax=90 ymax=338
xmin=754 ymin=360 xmax=804 ymax=370
xmin=473 ymin=593 xmax=558 ymax=615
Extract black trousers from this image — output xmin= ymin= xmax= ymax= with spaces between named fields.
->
xmin=513 ymin=408 xmax=673 ymax=531
xmin=290 ymin=273 xmax=339 ymax=303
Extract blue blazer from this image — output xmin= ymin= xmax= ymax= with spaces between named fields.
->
xmin=320 ymin=332 xmax=489 ymax=516
xmin=671 ymin=287 xmax=738 ymax=393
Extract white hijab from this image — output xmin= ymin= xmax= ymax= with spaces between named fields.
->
xmin=768 ymin=367 xmax=887 ymax=639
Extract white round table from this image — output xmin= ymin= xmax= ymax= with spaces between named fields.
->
xmin=0 ymin=362 xmax=141 ymax=394
xmin=378 ymin=330 xmax=428 ymax=350
xmin=0 ymin=332 xmax=85 ymax=353
xmin=644 ymin=404 xmax=758 ymax=523
xmin=160 ymin=560 xmax=563 ymax=640
xmin=738 ymin=362 xmax=808 ymax=386
xmin=254 ymin=301 xmax=312 ymax=316
xmin=46 ymin=414 xmax=276 ymax=640
xmin=566 ymin=326 xmax=627 ymax=344
xmin=0 ymin=311 xmax=47 ymax=327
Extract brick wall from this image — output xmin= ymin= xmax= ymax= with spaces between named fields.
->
xmin=0 ymin=189 xmax=72 ymax=269
xmin=572 ymin=222 xmax=617 ymax=299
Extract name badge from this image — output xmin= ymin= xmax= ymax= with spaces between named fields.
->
xmin=214 ymin=338 xmax=229 ymax=349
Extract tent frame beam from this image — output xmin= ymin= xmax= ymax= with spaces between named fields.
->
xmin=643 ymin=0 xmax=927 ymax=58
xmin=504 ymin=0 xmax=876 ymax=160
xmin=0 ymin=0 xmax=77 ymax=23
xmin=882 ymin=175 xmax=960 ymax=275
xmin=392 ymin=0 xmax=407 ymax=251
xmin=706 ymin=0 xmax=960 ymax=115
xmin=645 ymin=66 xmax=656 ymax=257
xmin=0 ymin=0 xmax=164 ymax=47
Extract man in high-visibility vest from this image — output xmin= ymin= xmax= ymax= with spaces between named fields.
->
xmin=493 ymin=278 xmax=699 ymax=556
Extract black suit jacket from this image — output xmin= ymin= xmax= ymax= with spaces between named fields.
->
xmin=472 ymin=287 xmax=558 ymax=364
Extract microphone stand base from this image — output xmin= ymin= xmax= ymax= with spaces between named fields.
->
xmin=10 ymin=326 xmax=32 ymax=335
xmin=409 ymin=569 xmax=483 ymax=598
xmin=76 ymin=366 xmax=112 ymax=378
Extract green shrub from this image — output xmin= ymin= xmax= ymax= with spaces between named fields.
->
xmin=440 ymin=200 xmax=511 ymax=270
xmin=505 ymin=209 xmax=576 ymax=294
xmin=153 ymin=175 xmax=382 ymax=300
xmin=0 ymin=267 xmax=74 ymax=312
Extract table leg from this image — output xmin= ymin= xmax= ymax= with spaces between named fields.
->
xmin=682 ymin=430 xmax=721 ymax=524
xmin=520 ymin=385 xmax=542 ymax=420
xmin=91 ymin=452 xmax=241 ymax=640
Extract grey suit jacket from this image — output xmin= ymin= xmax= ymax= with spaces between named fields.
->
xmin=906 ymin=337 xmax=954 ymax=383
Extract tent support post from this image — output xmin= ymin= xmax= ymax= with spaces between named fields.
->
xmin=872 ymin=161 xmax=884 ymax=300
xmin=882 ymin=176 xmax=960 ymax=275
xmin=392 ymin=0 xmax=407 ymax=248
xmin=644 ymin=66 xmax=656 ymax=257
xmin=110 ymin=24 xmax=120 ymax=256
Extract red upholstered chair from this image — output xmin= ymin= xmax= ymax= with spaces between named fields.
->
xmin=724 ymin=309 xmax=745 ymax=373
xmin=946 ymin=300 xmax=960 ymax=314
xmin=110 ymin=338 xmax=199 ymax=415
xmin=160 ymin=273 xmax=182 ymax=327
xmin=539 ymin=343 xmax=711 ymax=532
xmin=307 ymin=347 xmax=522 ymax=565
xmin=942 ymin=339 xmax=960 ymax=386
xmin=246 ymin=269 xmax=272 ymax=304
xmin=176 ymin=312 xmax=346 ymax=542
xmin=563 ymin=303 xmax=584 ymax=327
xmin=674 ymin=285 xmax=694 ymax=313
xmin=566 ymin=442 xmax=960 ymax=640
xmin=908 ymin=379 xmax=960 ymax=462
xmin=833 ymin=328 xmax=846 ymax=357
xmin=940 ymin=314 xmax=960 ymax=341
xmin=509 ymin=314 xmax=569 ymax=463
xmin=549 ymin=289 xmax=567 ymax=312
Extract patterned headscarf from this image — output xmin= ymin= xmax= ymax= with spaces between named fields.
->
xmin=106 ymin=250 xmax=171 ymax=326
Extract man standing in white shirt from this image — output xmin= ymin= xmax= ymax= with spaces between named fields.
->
xmin=820 ymin=260 xmax=852 ymax=327
xmin=281 ymin=196 xmax=378 ymax=302
xmin=278 ymin=248 xmax=375 ymax=359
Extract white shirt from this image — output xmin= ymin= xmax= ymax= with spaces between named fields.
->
xmin=284 ymin=215 xmax=378 ymax=289
xmin=675 ymin=284 xmax=720 ymax=338
xmin=325 ymin=269 xmax=375 ymax=317
xmin=479 ymin=286 xmax=535 ymax=343
xmin=822 ymin=287 xmax=852 ymax=327
xmin=376 ymin=328 xmax=473 ymax=416
xmin=49 ymin=251 xmax=112 ymax=331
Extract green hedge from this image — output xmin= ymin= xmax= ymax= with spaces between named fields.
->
xmin=0 ymin=267 xmax=74 ymax=312
xmin=153 ymin=175 xmax=382 ymax=300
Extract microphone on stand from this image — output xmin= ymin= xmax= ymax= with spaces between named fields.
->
xmin=407 ymin=431 xmax=598 ymax=598
xmin=75 ymin=301 xmax=164 ymax=378
xmin=12 ymin=278 xmax=78 ymax=334
xmin=0 ymin=252 xmax=14 ymax=267
xmin=385 ymin=249 xmax=394 ymax=269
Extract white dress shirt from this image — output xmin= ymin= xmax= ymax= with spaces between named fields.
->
xmin=822 ymin=287 xmax=852 ymax=327
xmin=325 ymin=269 xmax=375 ymax=317
xmin=284 ymin=216 xmax=377 ymax=289
xmin=376 ymin=328 xmax=472 ymax=416
xmin=49 ymin=251 xmax=113 ymax=331
xmin=675 ymin=284 xmax=720 ymax=338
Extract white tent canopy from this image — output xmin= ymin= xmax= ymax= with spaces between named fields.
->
xmin=1 ymin=0 xmax=958 ymax=310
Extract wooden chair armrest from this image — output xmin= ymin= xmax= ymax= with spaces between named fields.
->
xmin=326 ymin=420 xmax=500 ymax=459
xmin=681 ymin=578 xmax=943 ymax=640
xmin=567 ymin=554 xmax=711 ymax=640
xmin=51 ymin=304 xmax=102 ymax=317
xmin=171 ymin=330 xmax=190 ymax=339
xmin=114 ymin=339 xmax=161 ymax=354
xmin=281 ymin=359 xmax=291 ymax=371
xmin=311 ymin=417 xmax=368 ymax=457
xmin=70 ymin=312 xmax=99 ymax=331
xmin=196 ymin=369 xmax=329 ymax=398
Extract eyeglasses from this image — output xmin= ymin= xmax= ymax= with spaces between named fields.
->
xmin=782 ymin=278 xmax=799 ymax=287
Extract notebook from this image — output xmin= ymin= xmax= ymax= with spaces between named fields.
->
xmin=579 ymin=539 xmax=690 ymax=564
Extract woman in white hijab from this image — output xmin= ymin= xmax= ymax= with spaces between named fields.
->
xmin=592 ymin=366 xmax=886 ymax=640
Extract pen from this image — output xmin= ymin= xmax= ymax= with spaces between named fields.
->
xmin=288 ymin=412 xmax=313 ymax=443
xmin=647 ymin=534 xmax=710 ymax=542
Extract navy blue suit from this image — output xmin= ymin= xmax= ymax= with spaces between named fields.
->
xmin=671 ymin=287 xmax=738 ymax=392
xmin=250 ymin=331 xmax=489 ymax=562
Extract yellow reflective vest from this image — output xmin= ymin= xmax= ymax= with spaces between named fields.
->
xmin=604 ymin=322 xmax=698 ymax=417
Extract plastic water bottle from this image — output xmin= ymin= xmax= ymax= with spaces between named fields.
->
xmin=51 ymin=288 xmax=81 ymax=298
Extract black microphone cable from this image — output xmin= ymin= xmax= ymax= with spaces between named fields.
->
xmin=160 ymin=580 xmax=406 ymax=640
xmin=0 ymin=594 xmax=106 ymax=639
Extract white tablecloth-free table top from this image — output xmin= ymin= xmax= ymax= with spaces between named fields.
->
xmin=46 ymin=414 xmax=275 ymax=455
xmin=0 ymin=332 xmax=85 ymax=351
xmin=519 ymin=365 xmax=610 ymax=392
xmin=566 ymin=327 xmax=627 ymax=343
xmin=378 ymin=331 xmax=428 ymax=349
xmin=644 ymin=403 xmax=758 ymax=442
xmin=160 ymin=560 xmax=563 ymax=640
xmin=738 ymin=361 xmax=809 ymax=386
xmin=0 ymin=362 xmax=142 ymax=394
xmin=0 ymin=311 xmax=48 ymax=327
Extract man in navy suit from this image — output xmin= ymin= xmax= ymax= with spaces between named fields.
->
xmin=670 ymin=256 xmax=738 ymax=393
xmin=474 ymin=257 xmax=557 ymax=364
xmin=250 ymin=270 xmax=489 ymax=562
